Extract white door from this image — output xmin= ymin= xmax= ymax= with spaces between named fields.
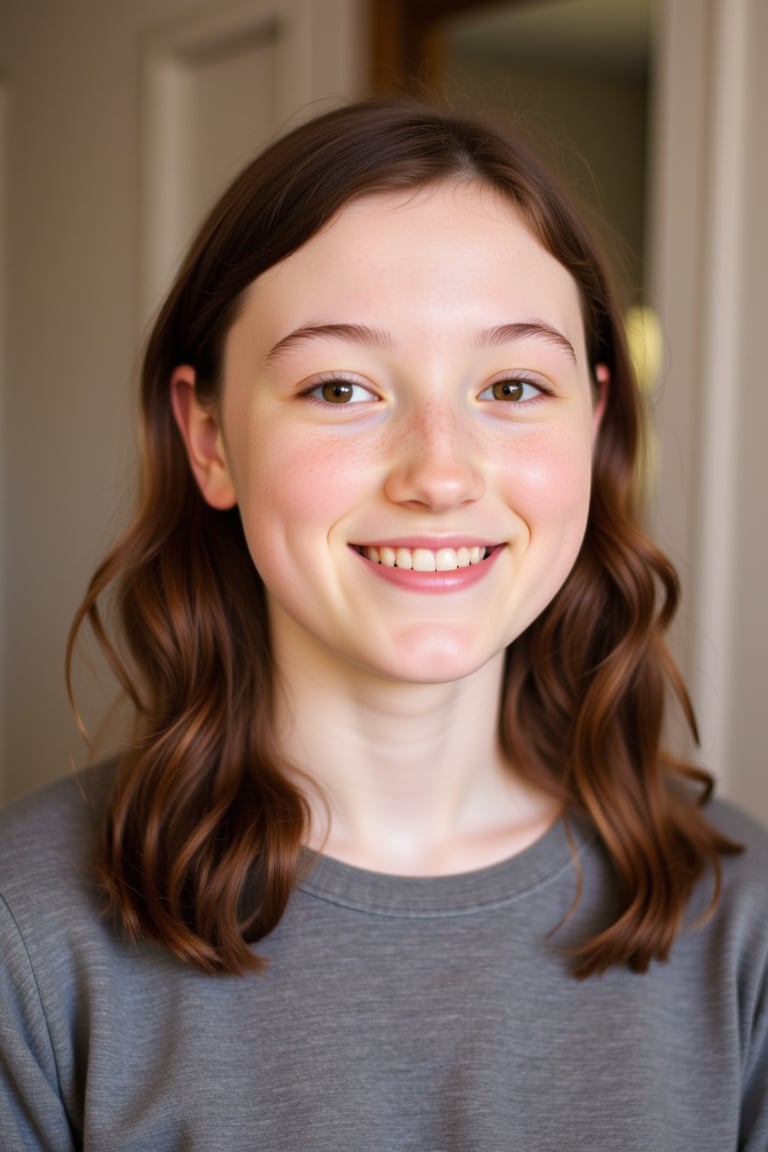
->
xmin=0 ymin=0 xmax=366 ymax=801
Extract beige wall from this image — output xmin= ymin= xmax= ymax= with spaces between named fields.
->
xmin=647 ymin=0 xmax=767 ymax=818
xmin=723 ymin=0 xmax=768 ymax=814
xmin=0 ymin=86 xmax=6 ymax=794
xmin=1 ymin=0 xmax=167 ymax=801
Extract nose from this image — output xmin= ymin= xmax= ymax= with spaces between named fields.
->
xmin=383 ymin=400 xmax=485 ymax=512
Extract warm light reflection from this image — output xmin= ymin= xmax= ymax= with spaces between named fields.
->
xmin=625 ymin=304 xmax=662 ymax=396
xmin=625 ymin=304 xmax=663 ymax=502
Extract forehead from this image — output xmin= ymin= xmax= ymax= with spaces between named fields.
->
xmin=270 ymin=179 xmax=559 ymax=277
xmin=236 ymin=180 xmax=586 ymax=358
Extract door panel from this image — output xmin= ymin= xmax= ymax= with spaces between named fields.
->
xmin=141 ymin=0 xmax=362 ymax=316
xmin=0 ymin=0 xmax=364 ymax=801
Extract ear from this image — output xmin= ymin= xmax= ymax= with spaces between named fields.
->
xmin=170 ymin=366 xmax=237 ymax=509
xmin=592 ymin=364 xmax=610 ymax=441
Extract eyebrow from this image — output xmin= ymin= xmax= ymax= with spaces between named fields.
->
xmin=265 ymin=323 xmax=394 ymax=364
xmin=474 ymin=322 xmax=577 ymax=363
xmin=264 ymin=319 xmax=576 ymax=365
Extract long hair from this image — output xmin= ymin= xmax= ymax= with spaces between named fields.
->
xmin=68 ymin=99 xmax=739 ymax=976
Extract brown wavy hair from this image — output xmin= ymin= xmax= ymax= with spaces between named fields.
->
xmin=67 ymin=98 xmax=739 ymax=977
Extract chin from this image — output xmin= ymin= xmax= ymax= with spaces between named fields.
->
xmin=372 ymin=629 xmax=500 ymax=686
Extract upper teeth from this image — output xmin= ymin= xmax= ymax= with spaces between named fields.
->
xmin=361 ymin=545 xmax=488 ymax=571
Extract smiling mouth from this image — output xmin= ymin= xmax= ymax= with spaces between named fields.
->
xmin=355 ymin=545 xmax=495 ymax=572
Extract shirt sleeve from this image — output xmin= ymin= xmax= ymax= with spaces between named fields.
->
xmin=0 ymin=894 xmax=77 ymax=1152
xmin=739 ymin=963 xmax=768 ymax=1151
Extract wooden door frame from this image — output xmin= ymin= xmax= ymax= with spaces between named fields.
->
xmin=369 ymin=0 xmax=527 ymax=93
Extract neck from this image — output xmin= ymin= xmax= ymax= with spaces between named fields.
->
xmin=273 ymin=641 xmax=559 ymax=876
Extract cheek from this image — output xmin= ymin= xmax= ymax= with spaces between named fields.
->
xmin=496 ymin=429 xmax=595 ymax=630
xmin=496 ymin=428 xmax=594 ymax=525
xmin=232 ymin=424 xmax=374 ymax=555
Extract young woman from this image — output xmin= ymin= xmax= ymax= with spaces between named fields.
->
xmin=0 ymin=100 xmax=765 ymax=1152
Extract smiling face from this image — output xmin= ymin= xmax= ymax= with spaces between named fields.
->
xmin=173 ymin=181 xmax=605 ymax=689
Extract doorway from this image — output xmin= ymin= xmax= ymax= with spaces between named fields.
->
xmin=370 ymin=0 xmax=654 ymax=312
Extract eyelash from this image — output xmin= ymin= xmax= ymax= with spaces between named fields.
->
xmin=301 ymin=372 xmax=551 ymax=407
xmin=477 ymin=376 xmax=549 ymax=404
xmin=302 ymin=375 xmax=378 ymax=406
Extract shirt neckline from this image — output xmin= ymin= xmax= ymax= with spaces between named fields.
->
xmin=297 ymin=814 xmax=594 ymax=919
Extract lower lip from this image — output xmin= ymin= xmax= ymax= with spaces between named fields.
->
xmin=353 ymin=546 xmax=504 ymax=592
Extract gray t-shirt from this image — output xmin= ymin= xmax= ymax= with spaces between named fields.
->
xmin=0 ymin=763 xmax=766 ymax=1151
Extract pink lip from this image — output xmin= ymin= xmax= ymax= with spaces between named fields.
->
xmin=352 ymin=544 xmax=504 ymax=593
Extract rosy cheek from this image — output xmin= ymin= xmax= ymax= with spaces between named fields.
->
xmin=243 ymin=428 xmax=367 ymax=527
xmin=495 ymin=432 xmax=592 ymax=517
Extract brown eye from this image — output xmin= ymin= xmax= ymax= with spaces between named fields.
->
xmin=491 ymin=379 xmax=525 ymax=401
xmin=321 ymin=380 xmax=354 ymax=403
xmin=308 ymin=378 xmax=377 ymax=405
xmin=478 ymin=377 xmax=544 ymax=403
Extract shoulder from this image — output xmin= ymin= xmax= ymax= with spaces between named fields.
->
xmin=0 ymin=761 xmax=115 ymax=922
xmin=695 ymin=793 xmax=768 ymax=913
xmin=692 ymin=794 xmax=768 ymax=965
xmin=705 ymin=791 xmax=768 ymax=841
xmin=0 ymin=762 xmax=129 ymax=1143
xmin=704 ymin=793 xmax=768 ymax=880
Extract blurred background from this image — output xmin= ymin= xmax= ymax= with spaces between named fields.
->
xmin=1 ymin=0 xmax=766 ymax=822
